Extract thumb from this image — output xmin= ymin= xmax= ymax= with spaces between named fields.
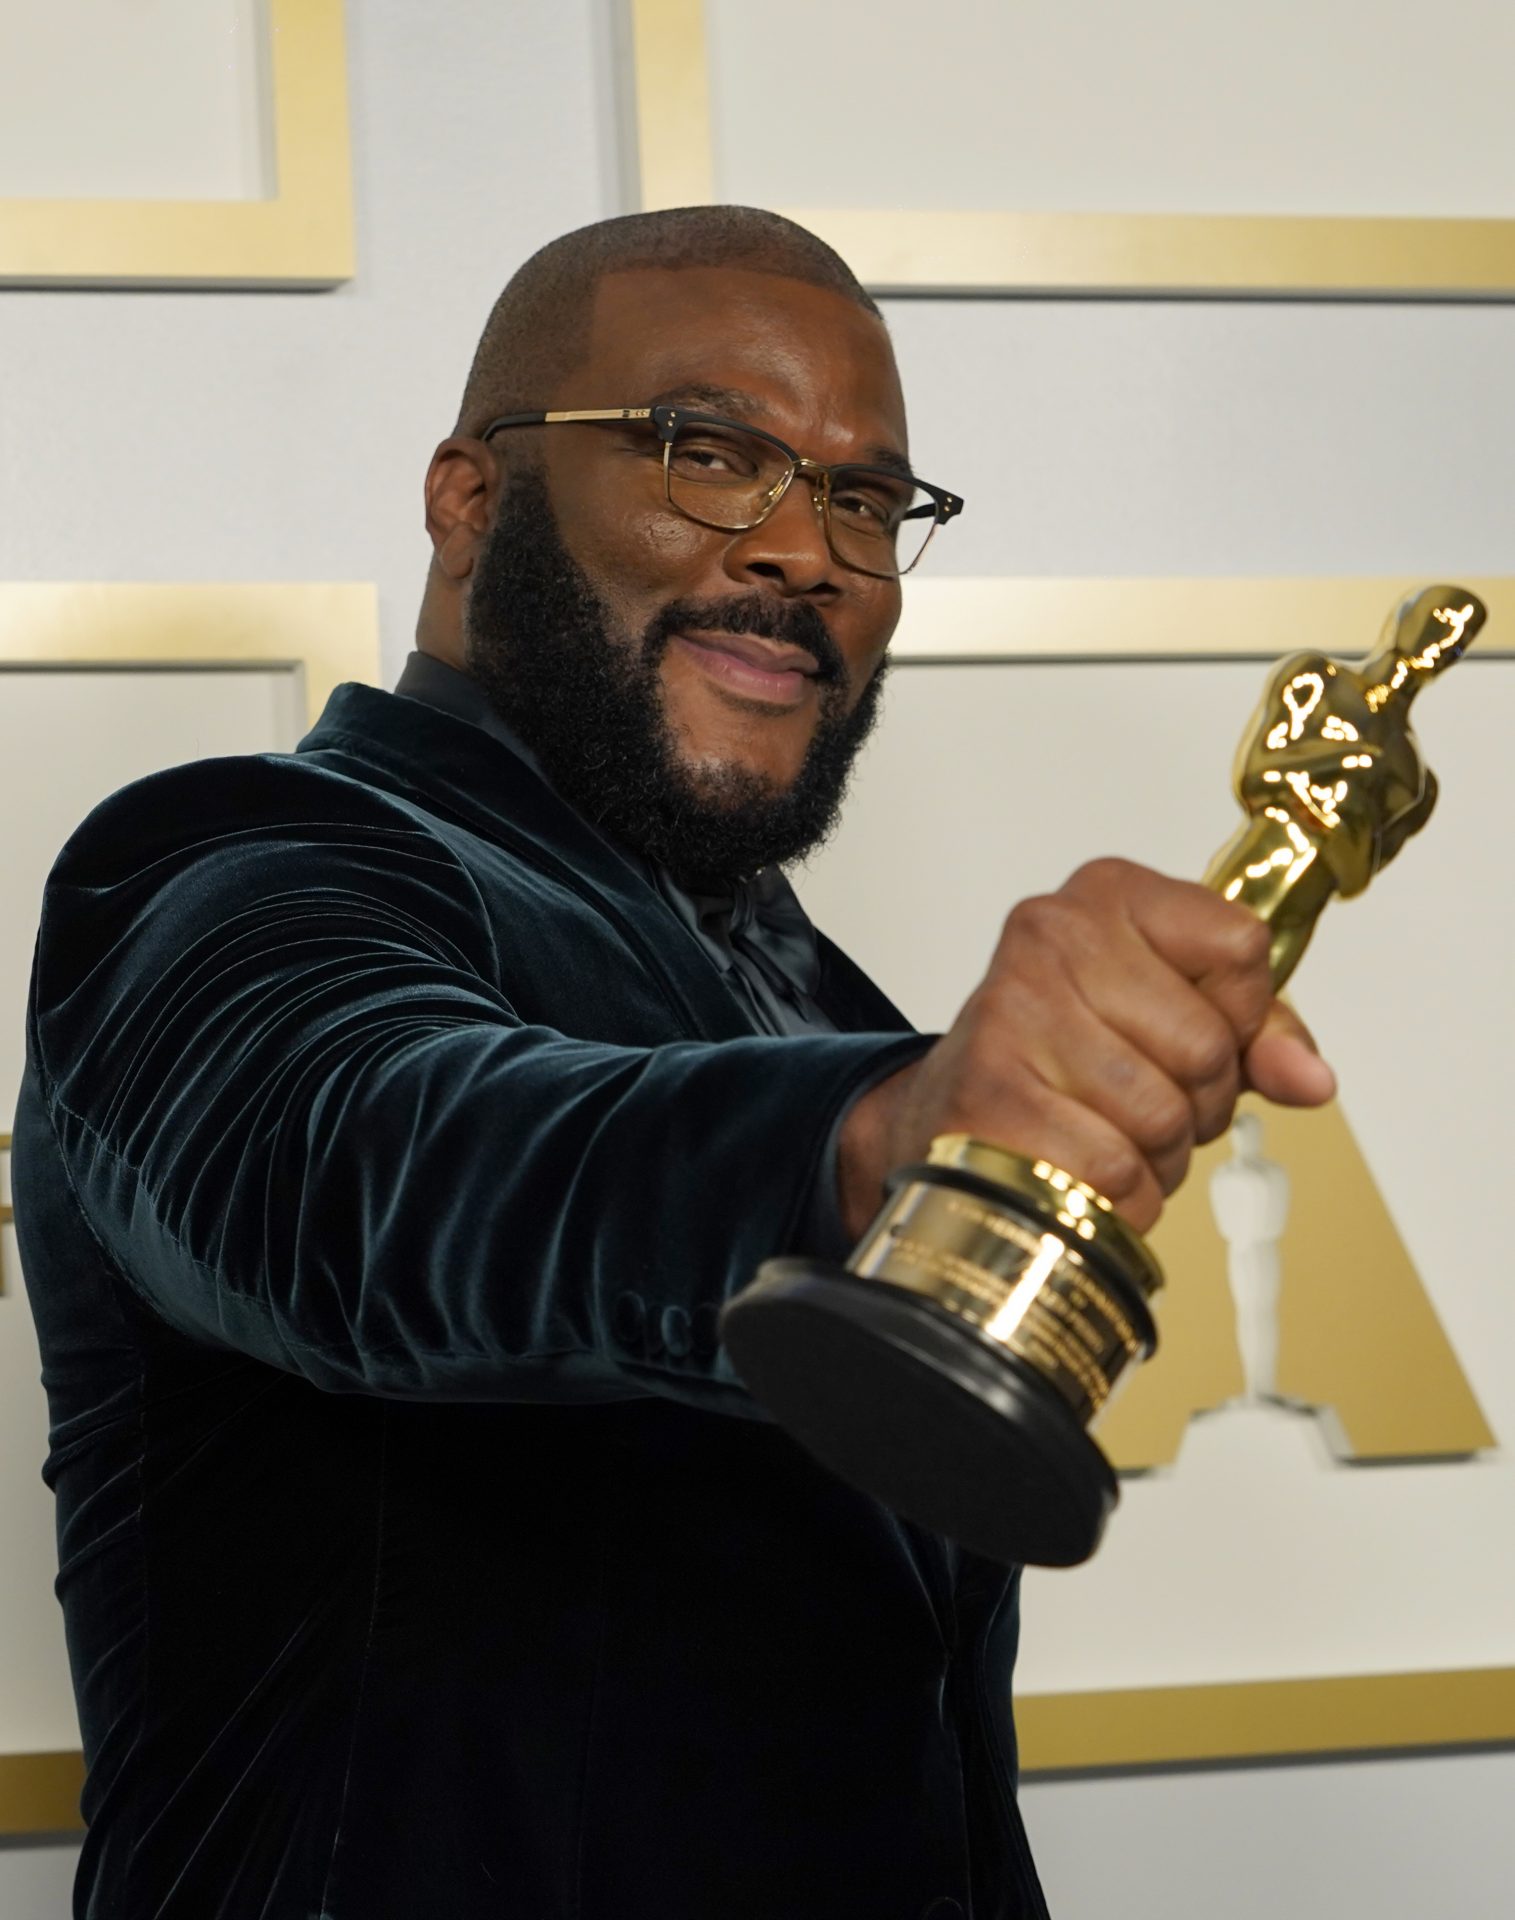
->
xmin=1243 ymin=1001 xmax=1337 ymax=1107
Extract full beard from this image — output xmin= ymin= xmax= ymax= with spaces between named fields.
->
xmin=462 ymin=470 xmax=889 ymax=891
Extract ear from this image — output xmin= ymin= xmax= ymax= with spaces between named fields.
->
xmin=423 ymin=436 xmax=499 ymax=583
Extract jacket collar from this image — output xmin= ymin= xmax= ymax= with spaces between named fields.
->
xmin=299 ymin=679 xmax=912 ymax=1041
xmin=395 ymin=652 xmax=827 ymax=1018
xmin=298 ymin=682 xmax=752 ymax=1040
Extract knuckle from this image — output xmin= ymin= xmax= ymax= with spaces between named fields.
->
xmin=1126 ymin=1194 xmax=1163 ymax=1234
xmin=1193 ymin=1094 xmax=1239 ymax=1146
xmin=1081 ymin=1137 xmax=1147 ymax=1206
xmin=1221 ymin=907 xmax=1272 ymax=972
xmin=961 ymin=986 xmax=1037 ymax=1067
xmin=1006 ymin=891 xmax=1069 ymax=940
xmin=1173 ymin=1013 xmax=1237 ymax=1087
xmin=1069 ymin=855 xmax=1141 ymax=897
xmin=1003 ymin=894 xmax=1095 ymax=968
xmin=1152 ymin=1139 xmax=1194 ymax=1195
xmin=1132 ymin=1084 xmax=1193 ymax=1157
xmin=941 ymin=1030 xmax=1039 ymax=1125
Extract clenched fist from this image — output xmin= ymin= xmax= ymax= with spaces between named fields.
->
xmin=838 ymin=858 xmax=1337 ymax=1241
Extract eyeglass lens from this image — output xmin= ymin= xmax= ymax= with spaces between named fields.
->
xmin=665 ymin=420 xmax=938 ymax=576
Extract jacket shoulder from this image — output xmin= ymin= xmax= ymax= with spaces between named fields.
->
xmin=48 ymin=748 xmax=446 ymax=887
xmin=30 ymin=749 xmax=500 ymax=1069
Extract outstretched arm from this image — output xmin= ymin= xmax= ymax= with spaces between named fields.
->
xmin=24 ymin=760 xmax=923 ymax=1412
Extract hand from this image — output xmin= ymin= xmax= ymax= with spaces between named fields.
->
xmin=838 ymin=858 xmax=1336 ymax=1241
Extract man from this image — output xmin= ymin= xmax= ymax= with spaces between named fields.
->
xmin=14 ymin=207 xmax=1333 ymax=1919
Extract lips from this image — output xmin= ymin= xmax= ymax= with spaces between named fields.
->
xmin=669 ymin=630 xmax=820 ymax=708
xmin=676 ymin=629 xmax=820 ymax=678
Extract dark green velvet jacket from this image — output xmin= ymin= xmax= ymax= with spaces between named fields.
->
xmin=14 ymin=682 xmax=1048 ymax=1920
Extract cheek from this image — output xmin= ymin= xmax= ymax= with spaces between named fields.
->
xmin=841 ymin=599 xmax=900 ymax=700
xmin=562 ymin=490 xmax=718 ymax=620
xmin=637 ymin=508 xmax=714 ymax=572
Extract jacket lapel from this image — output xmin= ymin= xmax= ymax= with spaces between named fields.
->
xmin=300 ymin=684 xmax=755 ymax=1043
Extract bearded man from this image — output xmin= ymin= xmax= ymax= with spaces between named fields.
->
xmin=14 ymin=207 xmax=1333 ymax=1920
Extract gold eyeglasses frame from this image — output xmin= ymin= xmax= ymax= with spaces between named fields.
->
xmin=481 ymin=404 xmax=964 ymax=580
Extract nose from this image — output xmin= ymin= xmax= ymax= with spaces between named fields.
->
xmin=721 ymin=469 xmax=841 ymax=600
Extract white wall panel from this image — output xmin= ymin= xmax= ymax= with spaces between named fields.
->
xmin=0 ymin=1842 xmax=78 ymax=1913
xmin=1021 ymin=1748 xmax=1515 ymax=1920
xmin=0 ymin=667 xmax=305 ymax=1769
xmin=707 ymin=0 xmax=1515 ymax=218
xmin=0 ymin=0 xmax=271 ymax=201
xmin=882 ymin=298 xmax=1515 ymax=580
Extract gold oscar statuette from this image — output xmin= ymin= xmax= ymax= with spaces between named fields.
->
xmin=720 ymin=585 xmax=1487 ymax=1567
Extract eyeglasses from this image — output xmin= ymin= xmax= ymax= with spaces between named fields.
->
xmin=481 ymin=404 xmax=963 ymax=579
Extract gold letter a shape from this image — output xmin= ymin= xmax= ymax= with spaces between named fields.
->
xmin=1097 ymin=1095 xmax=1494 ymax=1469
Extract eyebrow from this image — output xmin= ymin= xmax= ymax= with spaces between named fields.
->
xmin=651 ymin=382 xmax=771 ymax=419
xmin=649 ymin=383 xmax=916 ymax=480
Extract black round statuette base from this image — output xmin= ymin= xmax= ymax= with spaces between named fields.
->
xmin=720 ymin=1259 xmax=1119 ymax=1569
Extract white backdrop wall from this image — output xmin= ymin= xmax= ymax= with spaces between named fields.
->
xmin=1 ymin=2 xmax=1512 ymax=1914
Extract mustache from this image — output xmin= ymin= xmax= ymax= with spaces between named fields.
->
xmin=642 ymin=595 xmax=847 ymax=683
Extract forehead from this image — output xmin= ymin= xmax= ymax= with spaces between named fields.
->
xmin=567 ymin=265 xmax=908 ymax=456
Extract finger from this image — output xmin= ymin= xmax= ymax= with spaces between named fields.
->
xmin=1079 ymin=963 xmax=1243 ymax=1145
xmin=1009 ymin=986 xmax=1200 ymax=1194
xmin=1006 ymin=871 xmax=1244 ymax=1121
xmin=1243 ymin=1001 xmax=1337 ymax=1107
xmin=964 ymin=1080 xmax=1170 ymax=1235
xmin=1080 ymin=862 xmax=1275 ymax=1048
xmin=1024 ymin=917 xmax=1244 ymax=1143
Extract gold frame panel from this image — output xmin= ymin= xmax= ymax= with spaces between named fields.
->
xmin=0 ymin=0 xmax=354 ymax=288
xmin=1019 ymin=1668 xmax=1515 ymax=1773
xmin=0 ymin=582 xmax=380 ymax=727
xmin=889 ymin=576 xmax=1514 ymax=1776
xmin=0 ymin=581 xmax=379 ymax=1836
xmin=629 ymin=0 xmax=1515 ymax=297
xmin=887 ymin=575 xmax=1515 ymax=663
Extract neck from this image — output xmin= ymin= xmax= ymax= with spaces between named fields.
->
xmin=415 ymin=574 xmax=468 ymax=673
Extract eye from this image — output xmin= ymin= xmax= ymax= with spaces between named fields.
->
xmin=668 ymin=430 xmax=764 ymax=483
xmin=832 ymin=489 xmax=891 ymax=527
xmin=830 ymin=475 xmax=911 ymax=531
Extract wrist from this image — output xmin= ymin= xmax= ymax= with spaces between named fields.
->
xmin=835 ymin=1062 xmax=915 ymax=1244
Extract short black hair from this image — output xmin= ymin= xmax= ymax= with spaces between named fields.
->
xmin=455 ymin=205 xmax=883 ymax=434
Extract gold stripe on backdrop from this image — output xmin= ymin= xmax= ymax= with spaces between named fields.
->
xmin=0 ymin=583 xmax=381 ymax=730
xmin=0 ymin=0 xmax=354 ymax=287
xmin=0 ymin=1754 xmax=83 ymax=1838
xmin=1018 ymin=1668 xmax=1515 ymax=1773
xmin=887 ymin=576 xmax=1515 ymax=664
xmin=771 ymin=208 xmax=1515 ymax=299
xmin=628 ymin=0 xmax=1515 ymax=296
xmin=631 ymin=0 xmax=715 ymax=207
xmin=9 ymin=1667 xmax=1515 ymax=1834
xmin=0 ymin=1133 xmax=11 ymax=1298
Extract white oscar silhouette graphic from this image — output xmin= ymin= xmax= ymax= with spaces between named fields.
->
xmin=1209 ymin=1111 xmax=1295 ymax=1410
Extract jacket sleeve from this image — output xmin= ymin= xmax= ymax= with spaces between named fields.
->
xmin=26 ymin=759 xmax=927 ymax=1412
